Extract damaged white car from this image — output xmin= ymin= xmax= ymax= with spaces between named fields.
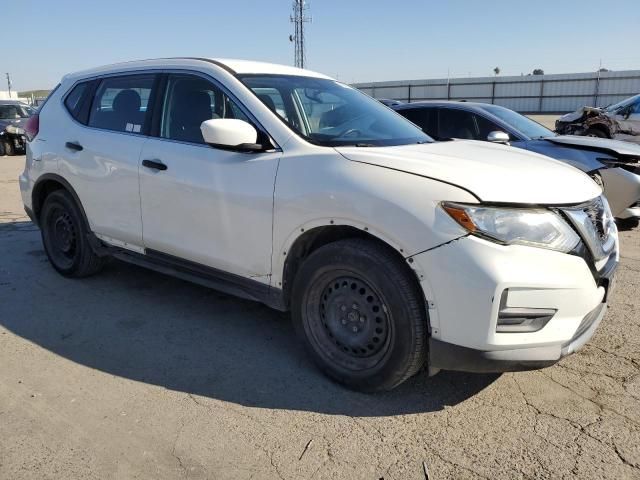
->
xmin=21 ymin=58 xmax=619 ymax=391
xmin=556 ymin=94 xmax=640 ymax=144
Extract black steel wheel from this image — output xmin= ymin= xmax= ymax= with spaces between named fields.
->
xmin=292 ymin=238 xmax=428 ymax=392
xmin=45 ymin=205 xmax=78 ymax=270
xmin=314 ymin=273 xmax=392 ymax=370
xmin=40 ymin=189 xmax=105 ymax=277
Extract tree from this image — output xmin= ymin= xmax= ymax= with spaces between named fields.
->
xmin=493 ymin=67 xmax=500 ymax=76
xmin=532 ymin=68 xmax=544 ymax=75
xmin=598 ymin=67 xmax=609 ymax=72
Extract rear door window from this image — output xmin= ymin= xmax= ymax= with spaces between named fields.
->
xmin=88 ymin=75 xmax=156 ymax=134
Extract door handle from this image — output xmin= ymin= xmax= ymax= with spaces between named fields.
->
xmin=65 ymin=141 xmax=83 ymax=151
xmin=142 ymin=159 xmax=167 ymax=171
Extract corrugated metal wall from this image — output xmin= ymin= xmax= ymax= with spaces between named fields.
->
xmin=353 ymin=70 xmax=640 ymax=113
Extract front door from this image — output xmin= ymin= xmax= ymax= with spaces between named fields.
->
xmin=139 ymin=73 xmax=280 ymax=281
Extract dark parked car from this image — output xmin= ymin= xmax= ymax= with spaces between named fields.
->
xmin=0 ymin=100 xmax=36 ymax=156
xmin=378 ymin=98 xmax=404 ymax=107
xmin=393 ymin=101 xmax=640 ymax=220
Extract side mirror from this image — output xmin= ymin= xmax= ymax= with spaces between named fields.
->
xmin=487 ymin=131 xmax=510 ymax=144
xmin=200 ymin=119 xmax=264 ymax=152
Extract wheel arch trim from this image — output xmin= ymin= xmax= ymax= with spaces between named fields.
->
xmin=32 ymin=173 xmax=91 ymax=230
xmin=274 ymin=218 xmax=437 ymax=310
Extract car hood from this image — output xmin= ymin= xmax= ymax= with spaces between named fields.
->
xmin=518 ymin=139 xmax=610 ymax=173
xmin=546 ymin=135 xmax=640 ymax=160
xmin=336 ymin=140 xmax=601 ymax=204
xmin=557 ymin=107 xmax=603 ymax=123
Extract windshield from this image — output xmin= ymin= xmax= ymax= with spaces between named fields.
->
xmin=0 ymin=104 xmax=34 ymax=119
xmin=239 ymin=75 xmax=432 ymax=147
xmin=480 ymin=105 xmax=554 ymax=140
xmin=604 ymin=94 xmax=640 ymax=113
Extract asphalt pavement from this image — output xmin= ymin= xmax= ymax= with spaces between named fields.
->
xmin=1 ymin=155 xmax=639 ymax=479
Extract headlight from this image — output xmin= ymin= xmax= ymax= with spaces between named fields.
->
xmin=442 ymin=202 xmax=580 ymax=253
xmin=5 ymin=125 xmax=24 ymax=135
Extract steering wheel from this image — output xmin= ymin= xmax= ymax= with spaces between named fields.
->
xmin=336 ymin=128 xmax=363 ymax=138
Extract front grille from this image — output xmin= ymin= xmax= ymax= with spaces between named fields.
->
xmin=562 ymin=196 xmax=617 ymax=263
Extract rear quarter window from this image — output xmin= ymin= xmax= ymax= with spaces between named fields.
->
xmin=64 ymin=82 xmax=90 ymax=122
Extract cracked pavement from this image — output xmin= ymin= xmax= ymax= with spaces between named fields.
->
xmin=0 ymin=155 xmax=639 ymax=479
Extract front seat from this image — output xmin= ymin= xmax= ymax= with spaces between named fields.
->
xmin=169 ymin=90 xmax=212 ymax=143
xmin=439 ymin=112 xmax=475 ymax=140
xmin=112 ymin=89 xmax=142 ymax=132
xmin=257 ymin=94 xmax=277 ymax=113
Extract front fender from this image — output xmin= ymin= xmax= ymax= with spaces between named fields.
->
xmin=270 ymin=153 xmax=475 ymax=287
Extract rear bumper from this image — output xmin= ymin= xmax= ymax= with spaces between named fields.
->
xmin=429 ymin=302 xmax=607 ymax=373
xmin=600 ymin=168 xmax=640 ymax=219
xmin=616 ymin=202 xmax=640 ymax=219
xmin=24 ymin=206 xmax=36 ymax=224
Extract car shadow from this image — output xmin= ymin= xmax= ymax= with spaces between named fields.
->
xmin=616 ymin=217 xmax=639 ymax=231
xmin=0 ymin=221 xmax=498 ymax=417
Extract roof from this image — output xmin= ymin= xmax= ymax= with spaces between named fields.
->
xmin=394 ymin=100 xmax=498 ymax=111
xmin=64 ymin=57 xmax=332 ymax=82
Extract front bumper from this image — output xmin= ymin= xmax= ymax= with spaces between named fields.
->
xmin=429 ymin=302 xmax=606 ymax=372
xmin=411 ymin=235 xmax=616 ymax=373
xmin=600 ymin=167 xmax=640 ymax=219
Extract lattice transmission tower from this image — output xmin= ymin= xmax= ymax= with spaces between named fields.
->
xmin=289 ymin=0 xmax=311 ymax=69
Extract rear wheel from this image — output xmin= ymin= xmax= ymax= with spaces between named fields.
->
xmin=292 ymin=239 xmax=428 ymax=392
xmin=40 ymin=190 xmax=105 ymax=277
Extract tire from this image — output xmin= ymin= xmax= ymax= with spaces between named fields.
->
xmin=0 ymin=141 xmax=5 ymax=156
xmin=585 ymin=128 xmax=608 ymax=138
xmin=2 ymin=141 xmax=13 ymax=156
xmin=40 ymin=189 xmax=105 ymax=277
xmin=291 ymin=238 xmax=428 ymax=392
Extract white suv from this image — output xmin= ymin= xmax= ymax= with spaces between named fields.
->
xmin=20 ymin=58 xmax=618 ymax=391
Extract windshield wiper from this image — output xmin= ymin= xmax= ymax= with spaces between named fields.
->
xmin=354 ymin=143 xmax=376 ymax=147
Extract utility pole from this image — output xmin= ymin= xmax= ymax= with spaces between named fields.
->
xmin=289 ymin=0 xmax=311 ymax=69
xmin=5 ymin=73 xmax=11 ymax=98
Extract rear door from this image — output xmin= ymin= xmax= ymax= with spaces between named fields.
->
xmin=138 ymin=73 xmax=280 ymax=281
xmin=58 ymin=73 xmax=158 ymax=250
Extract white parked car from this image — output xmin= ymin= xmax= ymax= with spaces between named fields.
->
xmin=20 ymin=58 xmax=618 ymax=391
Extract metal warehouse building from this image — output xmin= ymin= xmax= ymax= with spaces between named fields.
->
xmin=354 ymin=70 xmax=640 ymax=113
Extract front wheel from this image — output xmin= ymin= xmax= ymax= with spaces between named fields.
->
xmin=292 ymin=239 xmax=428 ymax=392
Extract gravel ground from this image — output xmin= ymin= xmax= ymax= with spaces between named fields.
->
xmin=0 ymin=154 xmax=639 ymax=479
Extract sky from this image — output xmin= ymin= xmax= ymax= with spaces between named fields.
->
xmin=4 ymin=0 xmax=640 ymax=92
